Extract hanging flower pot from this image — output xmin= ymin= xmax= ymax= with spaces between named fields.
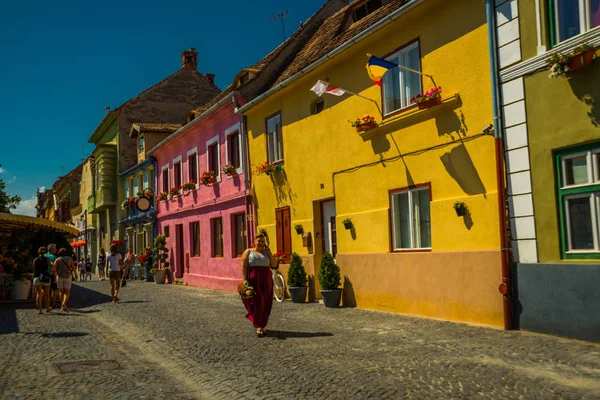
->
xmin=453 ymin=201 xmax=467 ymax=217
xmin=355 ymin=120 xmax=377 ymax=132
xmin=416 ymin=96 xmax=442 ymax=110
xmin=342 ymin=218 xmax=352 ymax=230
xmin=567 ymin=49 xmax=595 ymax=72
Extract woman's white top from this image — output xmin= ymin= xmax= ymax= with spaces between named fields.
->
xmin=248 ymin=250 xmax=271 ymax=267
xmin=106 ymin=253 xmax=122 ymax=271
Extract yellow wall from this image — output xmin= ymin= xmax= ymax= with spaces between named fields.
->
xmin=246 ymin=0 xmax=504 ymax=326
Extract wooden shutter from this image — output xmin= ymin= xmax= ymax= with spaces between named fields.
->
xmin=283 ymin=207 xmax=291 ymax=255
xmin=275 ymin=209 xmax=283 ymax=254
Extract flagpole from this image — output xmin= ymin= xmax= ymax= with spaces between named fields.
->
xmin=339 ymin=88 xmax=383 ymax=118
xmin=366 ymin=53 xmax=437 ymax=88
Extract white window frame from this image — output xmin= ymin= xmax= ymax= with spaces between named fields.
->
xmin=186 ymin=147 xmax=199 ymax=189
xmin=563 ymin=192 xmax=600 ymax=253
xmin=172 ymin=155 xmax=183 ymax=192
xmin=160 ymin=164 xmax=170 ymax=193
xmin=382 ymin=41 xmax=422 ymax=116
xmin=206 ymin=135 xmax=222 ymax=183
xmin=553 ymin=0 xmax=599 ymax=43
xmin=138 ymin=135 xmax=145 ymax=155
xmin=390 ymin=186 xmax=432 ymax=251
xmin=561 ymin=149 xmax=600 ymax=189
xmin=266 ymin=112 xmax=283 ymax=163
xmin=224 ymin=122 xmax=243 ymax=177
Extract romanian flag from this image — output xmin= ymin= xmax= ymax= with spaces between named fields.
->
xmin=366 ymin=55 xmax=398 ymax=87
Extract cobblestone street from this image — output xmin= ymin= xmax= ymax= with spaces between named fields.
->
xmin=1 ymin=280 xmax=599 ymax=399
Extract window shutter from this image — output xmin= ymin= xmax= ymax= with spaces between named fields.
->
xmin=283 ymin=207 xmax=291 ymax=255
xmin=275 ymin=209 xmax=283 ymax=254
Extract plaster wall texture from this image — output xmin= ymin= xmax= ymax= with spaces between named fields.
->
xmin=245 ymin=0 xmax=504 ymax=326
xmin=524 ymin=62 xmax=600 ymax=263
xmin=154 ymin=103 xmax=246 ymax=290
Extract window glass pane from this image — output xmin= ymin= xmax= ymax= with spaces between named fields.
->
xmin=567 ymin=196 xmax=594 ymax=250
xmin=594 ymin=153 xmax=600 ymax=182
xmin=267 ymin=114 xmax=282 ymax=162
xmin=557 ymin=0 xmax=581 ymax=42
xmin=565 ymin=156 xmax=588 ymax=185
xmin=401 ymin=45 xmax=421 ymax=107
xmin=162 ymin=170 xmax=168 ymax=192
xmin=592 ymin=0 xmax=600 ymax=28
xmin=393 ymin=193 xmax=411 ymax=249
xmin=415 ymin=189 xmax=431 ymax=248
xmin=383 ymin=55 xmax=401 ymax=114
xmin=143 ymin=171 xmax=148 ymax=189
xmin=125 ymin=181 xmax=130 ymax=198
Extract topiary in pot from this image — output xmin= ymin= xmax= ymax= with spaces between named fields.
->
xmin=287 ymin=253 xmax=308 ymax=303
xmin=151 ymin=234 xmax=170 ymax=284
xmin=318 ymin=251 xmax=342 ymax=307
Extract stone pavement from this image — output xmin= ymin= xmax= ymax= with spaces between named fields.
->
xmin=1 ymin=280 xmax=599 ymax=400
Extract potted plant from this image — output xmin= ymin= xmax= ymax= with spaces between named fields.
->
xmin=287 ymin=253 xmax=308 ymax=303
xmin=318 ymin=252 xmax=341 ymax=307
xmin=349 ymin=114 xmax=377 ymax=132
xmin=138 ymin=247 xmax=154 ymax=282
xmin=200 ymin=170 xmax=216 ymax=186
xmin=150 ymin=235 xmax=170 ymax=284
xmin=294 ymin=224 xmax=303 ymax=234
xmin=182 ymin=180 xmax=197 ymax=195
xmin=2 ymin=258 xmax=33 ymax=300
xmin=168 ymin=186 xmax=180 ymax=201
xmin=157 ymin=192 xmax=168 ymax=202
xmin=223 ymin=164 xmax=236 ymax=177
xmin=453 ymin=201 xmax=467 ymax=217
xmin=568 ymin=41 xmax=595 ymax=72
xmin=342 ymin=217 xmax=352 ymax=230
xmin=253 ymin=161 xmax=282 ymax=176
xmin=411 ymin=86 xmax=443 ymax=109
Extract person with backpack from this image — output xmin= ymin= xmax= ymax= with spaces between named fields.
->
xmin=107 ymin=244 xmax=124 ymax=303
xmin=53 ymin=248 xmax=77 ymax=311
xmin=32 ymin=246 xmax=53 ymax=314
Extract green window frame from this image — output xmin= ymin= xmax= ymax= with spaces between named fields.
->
xmin=555 ymin=142 xmax=600 ymax=259
xmin=548 ymin=0 xmax=600 ymax=47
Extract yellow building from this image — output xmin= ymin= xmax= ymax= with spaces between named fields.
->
xmin=241 ymin=0 xmax=506 ymax=327
xmin=71 ymin=157 xmax=97 ymax=268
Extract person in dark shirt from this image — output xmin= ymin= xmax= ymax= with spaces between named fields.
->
xmin=32 ymin=246 xmax=53 ymax=314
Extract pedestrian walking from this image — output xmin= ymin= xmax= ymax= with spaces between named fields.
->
xmin=44 ymin=244 xmax=61 ymax=308
xmin=97 ymin=248 xmax=106 ymax=281
xmin=123 ymin=248 xmax=134 ymax=286
xmin=107 ymin=244 xmax=124 ymax=303
xmin=240 ymin=234 xmax=277 ymax=337
xmin=85 ymin=257 xmax=93 ymax=281
xmin=53 ymin=248 xmax=77 ymax=311
xmin=78 ymin=257 xmax=85 ymax=282
xmin=32 ymin=246 xmax=53 ymax=314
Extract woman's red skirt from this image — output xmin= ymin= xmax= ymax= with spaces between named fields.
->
xmin=242 ymin=266 xmax=273 ymax=328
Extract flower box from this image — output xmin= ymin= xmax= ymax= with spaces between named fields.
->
xmin=355 ymin=120 xmax=377 ymax=132
xmin=417 ymin=96 xmax=442 ymax=110
xmin=567 ymin=49 xmax=595 ymax=72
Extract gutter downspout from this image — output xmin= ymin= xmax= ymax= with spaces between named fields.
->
xmin=486 ymin=0 xmax=512 ymax=330
xmin=241 ymin=114 xmax=253 ymax=246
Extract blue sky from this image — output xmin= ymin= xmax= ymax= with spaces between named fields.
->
xmin=0 ymin=0 xmax=328 ymax=215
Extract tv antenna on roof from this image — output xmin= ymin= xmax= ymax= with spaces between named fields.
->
xmin=269 ymin=10 xmax=288 ymax=42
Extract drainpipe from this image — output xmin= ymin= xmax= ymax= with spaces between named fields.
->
xmin=486 ymin=0 xmax=512 ymax=330
xmin=241 ymin=113 xmax=253 ymax=247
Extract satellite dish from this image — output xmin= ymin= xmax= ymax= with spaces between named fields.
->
xmin=136 ymin=197 xmax=151 ymax=212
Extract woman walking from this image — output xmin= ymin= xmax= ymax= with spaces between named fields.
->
xmin=106 ymin=244 xmax=124 ymax=303
xmin=240 ymin=234 xmax=277 ymax=337
xmin=32 ymin=246 xmax=53 ymax=314
xmin=54 ymin=248 xmax=77 ymax=311
xmin=97 ymin=248 xmax=106 ymax=281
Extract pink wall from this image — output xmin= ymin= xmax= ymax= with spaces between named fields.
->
xmin=154 ymin=103 xmax=247 ymax=291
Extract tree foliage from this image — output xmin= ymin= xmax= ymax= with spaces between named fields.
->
xmin=287 ymin=252 xmax=307 ymax=287
xmin=0 ymin=165 xmax=21 ymax=213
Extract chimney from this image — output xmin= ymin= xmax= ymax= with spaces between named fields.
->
xmin=205 ymin=73 xmax=215 ymax=84
xmin=181 ymin=47 xmax=198 ymax=70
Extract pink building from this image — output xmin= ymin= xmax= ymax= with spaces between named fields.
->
xmin=150 ymin=89 xmax=250 ymax=290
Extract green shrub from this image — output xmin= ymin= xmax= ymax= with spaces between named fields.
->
xmin=318 ymin=251 xmax=340 ymax=290
xmin=152 ymin=234 xmax=169 ymax=271
xmin=287 ymin=253 xmax=307 ymax=287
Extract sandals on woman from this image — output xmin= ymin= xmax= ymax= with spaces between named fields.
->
xmin=256 ymin=328 xmax=266 ymax=337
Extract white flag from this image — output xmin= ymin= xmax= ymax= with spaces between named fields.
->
xmin=310 ymin=80 xmax=346 ymax=97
